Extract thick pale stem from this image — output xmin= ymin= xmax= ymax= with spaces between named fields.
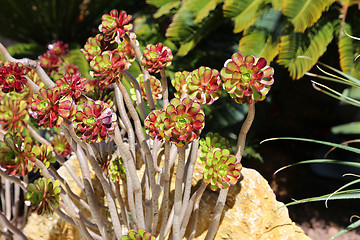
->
xmin=160 ymin=68 xmax=169 ymax=106
xmin=0 ymin=169 xmax=27 ymax=191
xmin=173 ymin=146 xmax=186 ymax=240
xmin=158 ymin=140 xmax=171 ymax=239
xmin=235 ymin=102 xmax=255 ymax=161
xmin=0 ymin=210 xmax=27 ymax=240
xmin=187 ymin=181 xmax=208 ymax=240
xmin=204 ymin=188 xmax=229 ymax=240
xmin=116 ymin=79 xmax=159 ymax=228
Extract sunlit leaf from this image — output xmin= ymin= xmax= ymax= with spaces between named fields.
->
xmin=282 ymin=0 xmax=335 ymax=32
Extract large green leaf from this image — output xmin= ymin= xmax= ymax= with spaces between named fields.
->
xmin=338 ymin=22 xmax=360 ymax=80
xmin=67 ymin=49 xmax=91 ymax=78
xmin=238 ymin=29 xmax=279 ymax=62
xmin=223 ymin=0 xmax=269 ymax=33
xmin=166 ymin=0 xmax=223 ymax=56
xmin=282 ymin=0 xmax=335 ymax=32
xmin=277 ymin=19 xmax=335 ymax=79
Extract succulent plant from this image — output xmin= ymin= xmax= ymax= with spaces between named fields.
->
xmin=130 ymin=74 xmax=162 ymax=103
xmin=171 ymin=70 xmax=190 ymax=98
xmin=64 ymin=63 xmax=80 ymax=75
xmin=0 ymin=98 xmax=29 ymax=132
xmin=90 ymin=50 xmax=130 ymax=85
xmin=72 ymin=100 xmax=117 ymax=143
xmin=99 ymin=9 xmax=133 ymax=42
xmin=55 ymin=72 xmax=88 ymax=103
xmin=0 ymin=62 xmax=29 ymax=93
xmin=108 ymin=156 xmax=126 ymax=184
xmin=158 ymin=98 xmax=205 ymax=147
xmin=121 ymin=229 xmax=155 ymax=240
xmin=29 ymin=88 xmax=74 ymax=128
xmin=141 ymin=43 xmax=173 ymax=73
xmin=38 ymin=51 xmax=60 ymax=74
xmin=117 ymin=32 xmax=137 ymax=62
xmin=0 ymin=133 xmax=35 ymax=176
xmin=199 ymin=132 xmax=231 ymax=159
xmin=186 ymin=66 xmax=222 ymax=105
xmin=201 ymin=148 xmax=242 ymax=191
xmin=220 ymin=52 xmax=274 ymax=104
xmin=50 ymin=134 xmax=72 ymax=157
xmin=144 ymin=109 xmax=162 ymax=141
xmin=32 ymin=144 xmax=56 ymax=169
xmin=25 ymin=177 xmax=61 ymax=216
xmin=48 ymin=41 xmax=69 ymax=57
xmin=81 ymin=34 xmax=107 ymax=62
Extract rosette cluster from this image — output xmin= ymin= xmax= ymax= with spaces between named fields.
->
xmin=0 ymin=97 xmax=29 ymax=132
xmin=108 ymin=156 xmax=126 ymax=184
xmin=144 ymin=98 xmax=205 ymax=147
xmin=0 ymin=62 xmax=29 ymax=93
xmin=72 ymin=100 xmax=116 ymax=143
xmin=141 ymin=43 xmax=173 ymax=73
xmin=29 ymin=88 xmax=74 ymax=128
xmin=0 ymin=133 xmax=35 ymax=176
xmin=220 ymin=52 xmax=274 ymax=104
xmin=55 ymin=72 xmax=89 ymax=103
xmin=50 ymin=134 xmax=72 ymax=157
xmin=199 ymin=133 xmax=242 ymax=191
xmin=99 ymin=9 xmax=133 ymax=42
xmin=81 ymin=10 xmax=137 ymax=86
xmin=25 ymin=178 xmax=61 ymax=216
xmin=171 ymin=67 xmax=222 ymax=105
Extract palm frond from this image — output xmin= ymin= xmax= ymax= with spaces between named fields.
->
xmin=223 ymin=0 xmax=270 ymax=33
xmin=146 ymin=0 xmax=174 ymax=8
xmin=153 ymin=1 xmax=181 ymax=19
xmin=282 ymin=0 xmax=335 ymax=32
xmin=277 ymin=20 xmax=335 ymax=79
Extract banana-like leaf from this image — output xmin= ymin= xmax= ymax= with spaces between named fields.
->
xmin=277 ymin=19 xmax=335 ymax=79
xmin=166 ymin=0 xmax=223 ymax=56
xmin=223 ymin=0 xmax=269 ymax=33
xmin=338 ymin=23 xmax=360 ymax=80
xmin=146 ymin=0 xmax=174 ymax=8
xmin=282 ymin=0 xmax=335 ymax=32
xmin=332 ymin=121 xmax=360 ymax=135
xmin=153 ymin=1 xmax=181 ymax=19
xmin=238 ymin=29 xmax=279 ymax=62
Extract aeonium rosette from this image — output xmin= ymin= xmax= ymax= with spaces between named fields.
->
xmin=186 ymin=66 xmax=222 ymax=105
xmin=220 ymin=52 xmax=274 ymax=104
xmin=201 ymin=148 xmax=242 ymax=191
xmin=0 ymin=62 xmax=29 ymax=93
xmin=171 ymin=71 xmax=190 ymax=98
xmin=25 ymin=177 xmax=61 ymax=216
xmin=145 ymin=98 xmax=205 ymax=147
xmin=99 ymin=9 xmax=133 ymax=42
xmin=0 ymin=97 xmax=29 ymax=132
xmin=90 ymin=50 xmax=130 ymax=86
xmin=72 ymin=99 xmax=116 ymax=143
xmin=141 ymin=43 xmax=173 ymax=73
xmin=29 ymin=88 xmax=75 ymax=128
xmin=121 ymin=229 xmax=155 ymax=240
xmin=0 ymin=133 xmax=36 ymax=176
xmin=50 ymin=134 xmax=72 ymax=157
xmin=56 ymin=72 xmax=89 ymax=103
